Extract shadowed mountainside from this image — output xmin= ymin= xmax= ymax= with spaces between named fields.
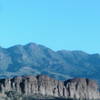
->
xmin=0 ymin=43 xmax=99 ymax=82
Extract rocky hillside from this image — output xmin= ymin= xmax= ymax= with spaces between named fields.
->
xmin=0 ymin=43 xmax=100 ymax=82
xmin=0 ymin=75 xmax=99 ymax=100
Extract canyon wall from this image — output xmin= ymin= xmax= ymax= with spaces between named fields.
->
xmin=0 ymin=75 xmax=99 ymax=99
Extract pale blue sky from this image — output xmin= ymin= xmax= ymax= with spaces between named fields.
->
xmin=0 ymin=0 xmax=100 ymax=53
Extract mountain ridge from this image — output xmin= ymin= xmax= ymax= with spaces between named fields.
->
xmin=2 ymin=42 xmax=99 ymax=55
xmin=0 ymin=42 xmax=99 ymax=82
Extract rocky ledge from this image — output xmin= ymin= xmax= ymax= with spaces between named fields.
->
xmin=0 ymin=75 xmax=99 ymax=100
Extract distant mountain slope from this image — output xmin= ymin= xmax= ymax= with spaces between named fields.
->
xmin=0 ymin=43 xmax=100 ymax=81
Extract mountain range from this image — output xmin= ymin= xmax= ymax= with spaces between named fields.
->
xmin=0 ymin=43 xmax=100 ymax=82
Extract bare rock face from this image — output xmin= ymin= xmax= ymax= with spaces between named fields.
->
xmin=0 ymin=75 xmax=99 ymax=100
xmin=64 ymin=78 xmax=100 ymax=99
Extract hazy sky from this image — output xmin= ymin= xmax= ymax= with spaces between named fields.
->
xmin=0 ymin=0 xmax=100 ymax=53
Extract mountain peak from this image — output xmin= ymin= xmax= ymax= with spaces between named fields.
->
xmin=25 ymin=42 xmax=38 ymax=47
xmin=0 ymin=42 xmax=99 ymax=83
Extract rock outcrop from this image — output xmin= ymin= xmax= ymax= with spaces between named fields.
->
xmin=0 ymin=75 xmax=99 ymax=99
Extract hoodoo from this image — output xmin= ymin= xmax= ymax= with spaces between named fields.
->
xmin=0 ymin=75 xmax=99 ymax=100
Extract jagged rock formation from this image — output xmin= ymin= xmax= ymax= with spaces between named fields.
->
xmin=0 ymin=75 xmax=99 ymax=100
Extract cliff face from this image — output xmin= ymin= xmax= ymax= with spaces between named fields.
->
xmin=0 ymin=75 xmax=99 ymax=100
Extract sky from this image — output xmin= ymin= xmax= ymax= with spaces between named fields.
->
xmin=0 ymin=0 xmax=100 ymax=53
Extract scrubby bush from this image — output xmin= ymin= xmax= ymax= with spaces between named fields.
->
xmin=5 ymin=91 xmax=22 ymax=100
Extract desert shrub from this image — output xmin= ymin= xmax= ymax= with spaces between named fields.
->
xmin=5 ymin=91 xmax=22 ymax=100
